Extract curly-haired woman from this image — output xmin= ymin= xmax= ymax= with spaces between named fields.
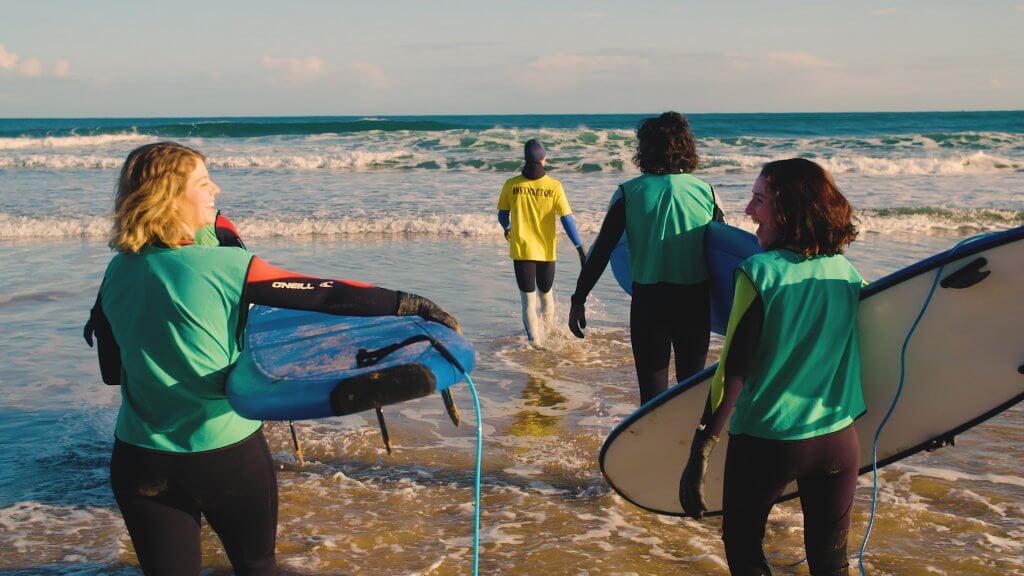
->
xmin=84 ymin=142 xmax=459 ymax=575
xmin=680 ymin=158 xmax=863 ymax=575
xmin=569 ymin=112 xmax=722 ymax=404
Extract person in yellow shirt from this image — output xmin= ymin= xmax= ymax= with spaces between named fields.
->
xmin=498 ymin=139 xmax=585 ymax=345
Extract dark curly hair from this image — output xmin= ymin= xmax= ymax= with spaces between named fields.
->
xmin=760 ymin=158 xmax=858 ymax=258
xmin=632 ymin=112 xmax=700 ymax=174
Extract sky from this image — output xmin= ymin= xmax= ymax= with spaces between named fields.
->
xmin=1 ymin=0 xmax=1022 ymax=117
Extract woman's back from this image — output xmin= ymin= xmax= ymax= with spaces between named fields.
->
xmin=730 ymin=250 xmax=864 ymax=440
xmin=101 ymin=243 xmax=259 ymax=452
xmin=621 ymin=172 xmax=716 ymax=285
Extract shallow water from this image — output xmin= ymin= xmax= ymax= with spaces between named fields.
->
xmin=0 ymin=113 xmax=1022 ymax=574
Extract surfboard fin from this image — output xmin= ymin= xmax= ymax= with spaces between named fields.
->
xmin=376 ymin=407 xmax=393 ymax=455
xmin=289 ymin=421 xmax=305 ymax=467
xmin=442 ymin=389 xmax=461 ymax=426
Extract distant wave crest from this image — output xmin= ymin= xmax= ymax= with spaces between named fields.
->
xmin=0 ymin=119 xmax=468 ymax=140
xmin=1 ymin=150 xmax=1018 ymax=175
xmin=3 ymin=208 xmax=1020 ymax=240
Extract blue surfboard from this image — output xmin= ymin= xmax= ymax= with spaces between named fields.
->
xmin=609 ymin=222 xmax=762 ymax=335
xmin=227 ymin=306 xmax=476 ymax=422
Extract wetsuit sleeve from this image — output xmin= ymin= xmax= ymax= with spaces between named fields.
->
xmin=498 ymin=210 xmax=511 ymax=232
xmin=700 ymin=272 xmax=763 ymax=437
xmin=243 ymin=256 xmax=399 ymax=316
xmin=214 ymin=212 xmax=246 ymax=249
xmin=84 ymin=292 xmax=123 ymax=386
xmin=560 ymin=215 xmax=583 ymax=248
xmin=572 ymin=189 xmax=625 ymax=303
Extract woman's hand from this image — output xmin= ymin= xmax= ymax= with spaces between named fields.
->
xmin=679 ymin=428 xmax=718 ymax=519
xmin=396 ymin=292 xmax=462 ymax=334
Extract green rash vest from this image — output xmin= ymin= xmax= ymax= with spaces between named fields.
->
xmin=622 ymin=173 xmax=716 ymax=285
xmin=192 ymin=223 xmax=218 ymax=247
xmin=100 ymin=243 xmax=260 ymax=453
xmin=721 ymin=250 xmax=865 ymax=440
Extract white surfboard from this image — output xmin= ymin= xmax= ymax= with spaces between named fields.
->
xmin=600 ymin=226 xmax=1024 ymax=516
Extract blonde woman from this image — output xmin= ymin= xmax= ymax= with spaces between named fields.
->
xmin=84 ymin=142 xmax=458 ymax=574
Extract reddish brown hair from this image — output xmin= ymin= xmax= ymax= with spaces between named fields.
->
xmin=760 ymin=158 xmax=858 ymax=258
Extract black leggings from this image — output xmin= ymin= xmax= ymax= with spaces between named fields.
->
xmin=110 ymin=429 xmax=278 ymax=575
xmin=629 ymin=281 xmax=711 ymax=404
xmin=722 ymin=425 xmax=860 ymax=576
xmin=513 ymin=260 xmax=555 ymax=293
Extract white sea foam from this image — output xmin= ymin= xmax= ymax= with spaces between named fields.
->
xmin=0 ymin=132 xmax=154 ymax=150
xmin=0 ymin=213 xmax=111 ymax=238
xmin=0 ymin=154 xmax=124 ymax=169
xmin=895 ymin=463 xmax=1024 ymax=489
xmin=1 ymin=126 xmax=1020 ymax=176
xmin=208 ymin=150 xmax=426 ymax=170
xmin=814 ymin=151 xmax=1021 ymax=176
xmin=2 ymin=208 xmax=1018 ymax=240
xmin=0 ymin=150 xmax=1017 ymax=175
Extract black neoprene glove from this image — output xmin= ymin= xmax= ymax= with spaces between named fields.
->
xmin=568 ymin=293 xmax=587 ymax=339
xmin=679 ymin=427 xmax=718 ymax=520
xmin=576 ymin=245 xmax=586 ymax=267
xmin=396 ymin=291 xmax=462 ymax=334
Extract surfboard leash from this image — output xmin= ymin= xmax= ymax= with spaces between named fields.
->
xmin=354 ymin=334 xmax=483 ymax=576
xmin=858 ymin=232 xmax=994 ymax=575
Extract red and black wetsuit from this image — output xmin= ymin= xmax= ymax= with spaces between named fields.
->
xmin=85 ymin=215 xmax=411 ymax=575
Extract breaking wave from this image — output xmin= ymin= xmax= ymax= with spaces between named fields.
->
xmin=3 ymin=208 xmax=1020 ymax=240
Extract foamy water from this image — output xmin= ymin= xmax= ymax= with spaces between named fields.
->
xmin=0 ymin=113 xmax=1021 ymax=574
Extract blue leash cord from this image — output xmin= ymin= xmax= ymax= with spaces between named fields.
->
xmin=462 ymin=372 xmax=483 ymax=576
xmin=857 ymin=233 xmax=990 ymax=575
xmin=357 ymin=335 xmax=483 ymax=575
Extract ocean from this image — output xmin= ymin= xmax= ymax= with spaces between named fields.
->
xmin=0 ymin=112 xmax=1021 ymax=574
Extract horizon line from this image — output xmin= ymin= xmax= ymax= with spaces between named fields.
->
xmin=2 ymin=109 xmax=1023 ymax=121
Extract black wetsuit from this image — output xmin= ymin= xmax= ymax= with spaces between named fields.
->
xmin=514 ymin=260 xmax=556 ymax=293
xmin=87 ymin=216 xmax=399 ymax=575
xmin=700 ymin=291 xmax=859 ymax=576
xmin=573 ymin=196 xmax=711 ymax=403
xmin=110 ymin=430 xmax=278 ymax=576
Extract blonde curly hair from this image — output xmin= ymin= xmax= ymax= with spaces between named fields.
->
xmin=110 ymin=142 xmax=205 ymax=253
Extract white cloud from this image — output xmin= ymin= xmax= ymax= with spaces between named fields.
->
xmin=762 ymin=51 xmax=839 ymax=70
xmin=259 ymin=55 xmax=325 ymax=83
xmin=349 ymin=61 xmax=390 ymax=88
xmin=0 ymin=44 xmax=18 ymax=69
xmin=527 ymin=53 xmax=639 ymax=74
xmin=515 ymin=53 xmax=647 ymax=92
xmin=19 ymin=58 xmax=42 ymax=76
xmin=1 ymin=44 xmax=68 ymax=78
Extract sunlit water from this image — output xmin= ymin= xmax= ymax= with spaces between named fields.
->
xmin=0 ymin=113 xmax=1021 ymax=574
